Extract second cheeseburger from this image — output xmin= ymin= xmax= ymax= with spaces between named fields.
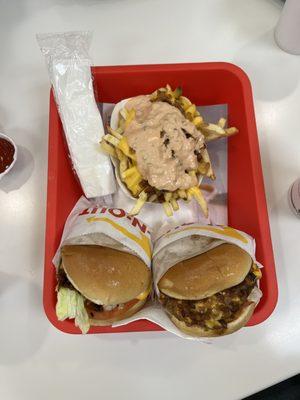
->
xmin=57 ymin=244 xmax=151 ymax=329
xmin=156 ymin=240 xmax=262 ymax=337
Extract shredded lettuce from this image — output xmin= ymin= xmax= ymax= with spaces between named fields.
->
xmin=56 ymin=287 xmax=90 ymax=334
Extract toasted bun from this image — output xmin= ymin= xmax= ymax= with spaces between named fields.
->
xmin=89 ymin=298 xmax=147 ymax=326
xmin=169 ymin=302 xmax=256 ymax=337
xmin=61 ymin=245 xmax=151 ymax=305
xmin=158 ymin=244 xmax=252 ymax=300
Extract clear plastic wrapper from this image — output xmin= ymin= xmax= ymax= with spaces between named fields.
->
xmin=37 ymin=31 xmax=116 ymax=198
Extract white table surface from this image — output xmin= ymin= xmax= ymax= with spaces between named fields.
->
xmin=1 ymin=0 xmax=300 ymax=399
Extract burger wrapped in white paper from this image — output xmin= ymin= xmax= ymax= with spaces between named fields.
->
xmin=152 ymin=223 xmax=263 ymax=337
xmin=53 ymin=197 xmax=152 ymax=333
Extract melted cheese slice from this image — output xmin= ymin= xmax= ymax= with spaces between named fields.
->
xmin=136 ymin=285 xmax=151 ymax=300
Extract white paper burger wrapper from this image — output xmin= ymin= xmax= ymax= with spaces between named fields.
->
xmin=53 ymin=196 xmax=152 ymax=270
xmin=116 ymin=223 xmax=263 ymax=341
xmin=54 ymin=198 xmax=262 ymax=341
xmin=152 ymin=223 xmax=263 ymax=295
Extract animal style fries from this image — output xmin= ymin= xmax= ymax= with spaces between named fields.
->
xmin=100 ymin=85 xmax=238 ymax=216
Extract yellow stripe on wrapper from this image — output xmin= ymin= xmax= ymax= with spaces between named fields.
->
xmin=166 ymin=225 xmax=249 ymax=244
xmin=86 ymin=216 xmax=152 ymax=258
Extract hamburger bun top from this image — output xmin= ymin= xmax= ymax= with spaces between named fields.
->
xmin=61 ymin=245 xmax=151 ymax=305
xmin=158 ymin=243 xmax=252 ymax=300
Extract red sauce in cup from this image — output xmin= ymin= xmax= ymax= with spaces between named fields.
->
xmin=0 ymin=137 xmax=15 ymax=174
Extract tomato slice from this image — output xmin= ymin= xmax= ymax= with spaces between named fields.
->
xmin=85 ymin=298 xmax=140 ymax=321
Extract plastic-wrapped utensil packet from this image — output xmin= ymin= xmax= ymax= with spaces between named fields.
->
xmin=37 ymin=31 xmax=116 ymax=198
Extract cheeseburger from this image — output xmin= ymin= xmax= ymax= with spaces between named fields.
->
xmin=56 ymin=245 xmax=151 ymax=333
xmin=157 ymin=242 xmax=262 ymax=337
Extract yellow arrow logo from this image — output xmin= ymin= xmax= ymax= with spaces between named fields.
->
xmin=166 ymin=225 xmax=248 ymax=244
xmin=86 ymin=216 xmax=152 ymax=258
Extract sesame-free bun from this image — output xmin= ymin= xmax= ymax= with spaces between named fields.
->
xmin=169 ymin=302 xmax=256 ymax=337
xmin=61 ymin=245 xmax=151 ymax=305
xmin=158 ymin=244 xmax=252 ymax=300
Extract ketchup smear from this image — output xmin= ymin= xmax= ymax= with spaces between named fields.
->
xmin=0 ymin=138 xmax=15 ymax=174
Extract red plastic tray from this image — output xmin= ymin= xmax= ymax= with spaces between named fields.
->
xmin=44 ymin=62 xmax=278 ymax=334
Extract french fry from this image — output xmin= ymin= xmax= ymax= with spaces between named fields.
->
xmin=170 ymin=198 xmax=179 ymax=211
xmin=129 ymin=191 xmax=148 ymax=215
xmin=100 ymin=141 xmax=116 ymax=157
xmin=148 ymin=194 xmax=158 ymax=202
xmin=124 ymin=173 xmax=142 ymax=189
xmin=188 ymin=170 xmax=197 ymax=178
xmin=129 ymin=183 xmax=143 ymax=197
xmin=201 ymin=147 xmax=215 ymax=179
xmin=103 ymin=134 xmax=120 ymax=147
xmin=118 ymin=117 xmax=125 ymax=130
xmin=193 ymin=116 xmax=203 ymax=128
xmin=121 ymin=166 xmax=140 ymax=179
xmin=179 ymin=96 xmax=192 ymax=111
xmin=218 ymin=118 xmax=226 ymax=129
xmin=188 ymin=186 xmax=208 ymax=217
xmin=186 ymin=191 xmax=192 ymax=202
xmin=125 ymin=109 xmax=136 ymax=128
xmin=201 ymin=123 xmax=238 ymax=142
xmin=115 ymin=148 xmax=124 ymax=160
xmin=119 ymin=159 xmax=128 ymax=174
xmin=185 ymin=104 xmax=196 ymax=121
xmin=118 ymin=137 xmax=137 ymax=161
xmin=201 ymin=123 xmax=225 ymax=136
xmin=163 ymin=202 xmax=173 ymax=217
xmin=107 ymin=126 xmax=123 ymax=140
xmin=164 ymin=192 xmax=173 ymax=202
xmin=225 ymin=127 xmax=238 ymax=136
xmin=119 ymin=108 xmax=128 ymax=120
xmin=198 ymin=161 xmax=210 ymax=175
xmin=178 ymin=189 xmax=187 ymax=199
